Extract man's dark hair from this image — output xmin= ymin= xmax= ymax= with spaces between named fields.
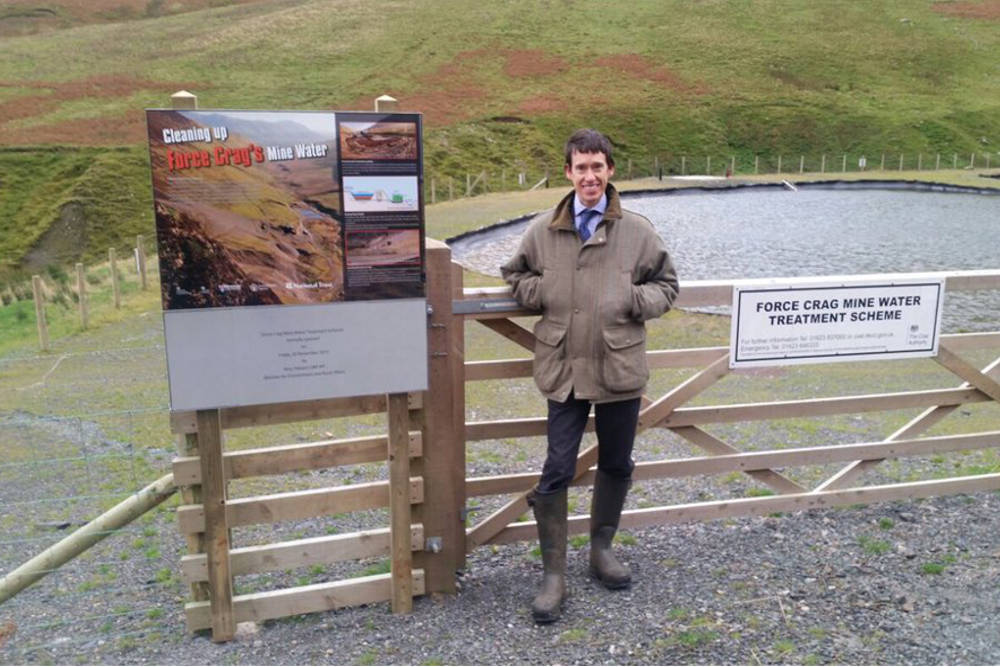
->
xmin=564 ymin=128 xmax=615 ymax=168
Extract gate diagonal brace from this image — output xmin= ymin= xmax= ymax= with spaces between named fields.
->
xmin=813 ymin=349 xmax=1000 ymax=493
xmin=467 ymin=352 xmax=733 ymax=550
xmin=479 ymin=318 xmax=535 ymax=352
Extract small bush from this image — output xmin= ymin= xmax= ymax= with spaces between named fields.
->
xmin=46 ymin=264 xmax=69 ymax=284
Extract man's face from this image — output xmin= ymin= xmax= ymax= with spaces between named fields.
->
xmin=565 ymin=150 xmax=615 ymax=208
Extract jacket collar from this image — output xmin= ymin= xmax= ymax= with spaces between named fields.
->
xmin=549 ymin=183 xmax=623 ymax=231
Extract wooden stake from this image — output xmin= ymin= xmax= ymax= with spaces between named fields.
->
xmin=32 ymin=275 xmax=48 ymax=352
xmin=388 ymin=393 xmax=413 ymax=613
xmin=136 ymin=234 xmax=147 ymax=290
xmin=820 ymin=154 xmax=825 ymax=173
xmin=109 ymin=247 xmax=121 ymax=309
xmin=76 ymin=263 xmax=88 ymax=329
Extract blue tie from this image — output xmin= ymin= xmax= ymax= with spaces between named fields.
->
xmin=578 ymin=209 xmax=599 ymax=241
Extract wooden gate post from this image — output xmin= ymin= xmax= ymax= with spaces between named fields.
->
xmin=195 ymin=408 xmax=234 ymax=641
xmin=414 ymin=239 xmax=464 ymax=593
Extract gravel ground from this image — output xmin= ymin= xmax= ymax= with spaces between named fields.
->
xmin=2 ymin=489 xmax=1000 ymax=665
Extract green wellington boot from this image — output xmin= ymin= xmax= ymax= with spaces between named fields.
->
xmin=529 ymin=489 xmax=568 ymax=623
xmin=589 ymin=470 xmax=632 ymax=589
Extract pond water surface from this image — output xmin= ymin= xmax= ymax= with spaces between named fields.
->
xmin=449 ymin=186 xmax=999 ymax=332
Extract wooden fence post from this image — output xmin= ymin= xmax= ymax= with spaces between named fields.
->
xmin=799 ymin=155 xmax=804 ymax=174
xmin=917 ymin=154 xmax=922 ymax=171
xmin=730 ymin=155 xmax=735 ymax=176
xmin=820 ymin=154 xmax=826 ymax=173
xmin=777 ymin=155 xmax=782 ymax=174
xmin=136 ymin=234 xmax=147 ymax=290
xmin=705 ymin=155 xmax=711 ymax=175
xmin=196 ymin=408 xmax=234 ymax=641
xmin=936 ymin=153 xmax=940 ymax=170
xmin=880 ymin=153 xmax=885 ymax=171
xmin=388 ymin=392 xmax=413 ymax=613
xmin=842 ymin=154 xmax=847 ymax=172
xmin=32 ymin=275 xmax=49 ymax=352
xmin=415 ymin=240 xmax=464 ymax=594
xmin=109 ymin=247 xmax=121 ymax=309
xmin=681 ymin=156 xmax=686 ymax=176
xmin=76 ymin=263 xmax=88 ymax=329
xmin=899 ymin=154 xmax=904 ymax=171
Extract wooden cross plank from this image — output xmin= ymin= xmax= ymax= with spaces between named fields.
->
xmin=670 ymin=425 xmax=806 ymax=494
xmin=813 ymin=352 xmax=1000 ymax=492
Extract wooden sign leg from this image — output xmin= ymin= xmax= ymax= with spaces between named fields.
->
xmin=387 ymin=393 xmax=413 ymax=613
xmin=196 ymin=409 xmax=235 ymax=641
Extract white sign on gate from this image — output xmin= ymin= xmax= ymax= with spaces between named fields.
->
xmin=730 ymin=277 xmax=945 ymax=368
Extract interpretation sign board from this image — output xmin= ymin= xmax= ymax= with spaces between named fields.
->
xmin=730 ymin=278 xmax=944 ymax=368
xmin=146 ymin=109 xmax=427 ymax=410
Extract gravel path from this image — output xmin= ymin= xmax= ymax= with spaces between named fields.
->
xmin=2 ymin=490 xmax=999 ymax=665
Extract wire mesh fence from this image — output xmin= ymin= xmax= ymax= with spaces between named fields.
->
xmin=0 ymin=335 xmax=189 ymax=662
xmin=428 ymin=149 xmax=1000 ymax=200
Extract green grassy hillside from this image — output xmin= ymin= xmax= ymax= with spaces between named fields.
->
xmin=1 ymin=0 xmax=999 ymax=274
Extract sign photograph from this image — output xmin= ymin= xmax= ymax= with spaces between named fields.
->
xmin=730 ymin=278 xmax=945 ymax=368
xmin=146 ymin=109 xmax=428 ymax=411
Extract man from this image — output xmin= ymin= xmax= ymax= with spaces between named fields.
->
xmin=501 ymin=129 xmax=679 ymax=623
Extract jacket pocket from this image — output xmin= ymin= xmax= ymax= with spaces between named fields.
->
xmin=532 ymin=319 xmax=568 ymax=393
xmin=601 ymin=323 xmax=648 ymax=392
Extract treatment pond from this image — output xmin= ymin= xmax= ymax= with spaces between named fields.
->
xmin=447 ymin=184 xmax=1000 ymax=333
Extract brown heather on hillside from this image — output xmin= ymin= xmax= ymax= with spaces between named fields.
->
xmin=0 ymin=76 xmax=206 ymax=145
xmin=0 ymin=0 xmax=266 ymax=36
xmin=932 ymin=0 xmax=1000 ymax=20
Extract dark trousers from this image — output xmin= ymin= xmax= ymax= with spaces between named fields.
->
xmin=535 ymin=392 xmax=641 ymax=495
